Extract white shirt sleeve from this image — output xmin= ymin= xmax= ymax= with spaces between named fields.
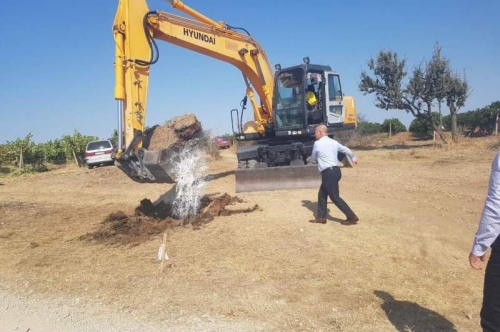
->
xmin=311 ymin=142 xmax=318 ymax=162
xmin=472 ymin=153 xmax=500 ymax=256
xmin=337 ymin=143 xmax=357 ymax=162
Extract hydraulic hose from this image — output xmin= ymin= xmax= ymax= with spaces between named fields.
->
xmin=226 ymin=24 xmax=251 ymax=37
xmin=130 ymin=11 xmax=160 ymax=66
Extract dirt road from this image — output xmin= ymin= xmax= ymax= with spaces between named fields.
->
xmin=0 ymin=135 xmax=496 ymax=331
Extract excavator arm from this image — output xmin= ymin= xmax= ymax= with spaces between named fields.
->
xmin=113 ymin=0 xmax=274 ymax=176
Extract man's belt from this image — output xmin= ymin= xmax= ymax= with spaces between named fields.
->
xmin=321 ymin=166 xmax=339 ymax=174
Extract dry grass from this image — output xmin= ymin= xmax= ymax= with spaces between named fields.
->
xmin=0 ymin=135 xmax=497 ymax=331
xmin=205 ymin=143 xmax=222 ymax=160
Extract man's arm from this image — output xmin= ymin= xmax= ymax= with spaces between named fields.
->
xmin=470 ymin=153 xmax=500 ymax=269
xmin=337 ymin=143 xmax=358 ymax=163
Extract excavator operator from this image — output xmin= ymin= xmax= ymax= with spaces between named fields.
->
xmin=306 ymin=85 xmax=318 ymax=110
xmin=306 ymin=85 xmax=322 ymax=124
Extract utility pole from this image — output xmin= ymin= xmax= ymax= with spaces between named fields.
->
xmin=496 ymin=111 xmax=499 ymax=136
xmin=19 ymin=148 xmax=24 ymax=169
xmin=389 ymin=120 xmax=392 ymax=137
xmin=439 ymin=100 xmax=443 ymax=129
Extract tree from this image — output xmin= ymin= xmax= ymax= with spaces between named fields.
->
xmin=7 ymin=133 xmax=35 ymax=169
xmin=409 ymin=112 xmax=441 ymax=137
xmin=1 ymin=130 xmax=104 ymax=175
xmin=358 ymin=122 xmax=382 ymax=135
xmin=224 ymin=133 xmax=236 ymax=145
xmin=3 ymin=133 xmax=49 ymax=171
xmin=355 ymin=113 xmax=382 ymax=135
xmin=359 ymin=45 xmax=469 ymax=145
xmin=381 ymin=118 xmax=406 ymax=135
xmin=442 ymin=101 xmax=500 ymax=136
xmin=429 ymin=46 xmax=469 ymax=142
xmin=110 ymin=129 xmax=119 ymax=147
xmin=61 ymin=130 xmax=98 ymax=166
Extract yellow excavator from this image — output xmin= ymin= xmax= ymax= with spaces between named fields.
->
xmin=112 ymin=0 xmax=357 ymax=192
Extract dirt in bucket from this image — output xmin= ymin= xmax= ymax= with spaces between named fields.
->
xmin=143 ymin=114 xmax=202 ymax=151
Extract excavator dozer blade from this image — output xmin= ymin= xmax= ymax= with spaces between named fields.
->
xmin=235 ymin=165 xmax=321 ymax=193
xmin=115 ymin=147 xmax=183 ymax=183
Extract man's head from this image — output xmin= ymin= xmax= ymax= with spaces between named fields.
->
xmin=315 ymin=124 xmax=327 ymax=140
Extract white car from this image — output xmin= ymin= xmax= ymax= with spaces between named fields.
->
xmin=85 ymin=140 xmax=114 ymax=169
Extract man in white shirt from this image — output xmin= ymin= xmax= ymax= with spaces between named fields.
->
xmin=470 ymin=151 xmax=500 ymax=332
xmin=309 ymin=125 xmax=359 ymax=225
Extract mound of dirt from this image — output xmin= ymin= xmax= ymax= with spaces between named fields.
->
xmin=80 ymin=193 xmax=259 ymax=245
xmin=135 ymin=199 xmax=174 ymax=219
xmin=144 ymin=114 xmax=202 ymax=151
xmin=79 ymin=212 xmax=181 ymax=246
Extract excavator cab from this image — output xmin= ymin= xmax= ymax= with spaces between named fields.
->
xmin=233 ymin=62 xmax=357 ymax=192
xmin=273 ymin=64 xmax=347 ymax=129
xmin=274 ymin=68 xmax=307 ymax=129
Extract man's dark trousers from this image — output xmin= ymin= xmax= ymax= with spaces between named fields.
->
xmin=481 ymin=241 xmax=500 ymax=332
xmin=317 ymin=166 xmax=356 ymax=219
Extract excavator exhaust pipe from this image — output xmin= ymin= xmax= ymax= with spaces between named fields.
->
xmin=235 ymin=165 xmax=321 ymax=193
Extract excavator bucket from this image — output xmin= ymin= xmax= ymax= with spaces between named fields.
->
xmin=114 ymin=147 xmax=183 ymax=184
xmin=235 ymin=165 xmax=321 ymax=193
xmin=141 ymin=148 xmax=180 ymax=182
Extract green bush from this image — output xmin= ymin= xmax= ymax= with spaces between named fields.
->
xmin=1 ymin=131 xmax=99 ymax=174
xmin=409 ymin=113 xmax=441 ymax=137
xmin=440 ymin=101 xmax=500 ymax=136
xmin=381 ymin=118 xmax=406 ymax=134
xmin=357 ymin=121 xmax=382 ymax=135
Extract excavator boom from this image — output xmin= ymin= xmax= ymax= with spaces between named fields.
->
xmin=112 ymin=0 xmax=278 ymax=183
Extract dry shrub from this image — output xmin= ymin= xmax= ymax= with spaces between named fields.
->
xmin=446 ymin=135 xmax=498 ymax=152
xmin=343 ymin=132 xmax=378 ymax=148
xmin=408 ymin=150 xmax=426 ymax=159
xmin=197 ymin=130 xmax=221 ymax=160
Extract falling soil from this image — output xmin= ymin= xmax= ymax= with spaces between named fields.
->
xmin=80 ymin=193 xmax=259 ymax=245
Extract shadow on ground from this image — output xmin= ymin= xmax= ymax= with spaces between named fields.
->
xmin=301 ymin=200 xmax=344 ymax=223
xmin=374 ymin=290 xmax=457 ymax=332
xmin=203 ymin=170 xmax=234 ymax=182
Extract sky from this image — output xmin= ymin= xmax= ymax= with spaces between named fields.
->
xmin=1 ymin=0 xmax=499 ymax=143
